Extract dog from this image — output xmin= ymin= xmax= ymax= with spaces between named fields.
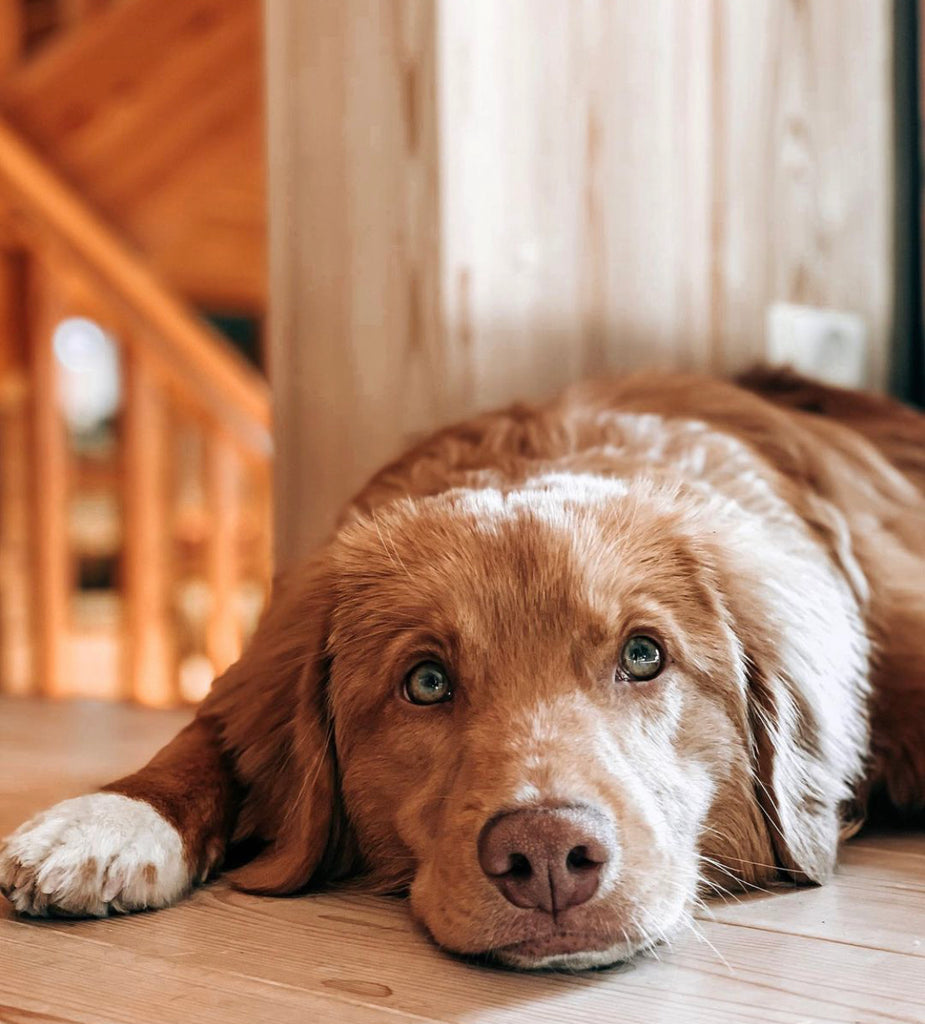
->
xmin=2 ymin=368 xmax=924 ymax=970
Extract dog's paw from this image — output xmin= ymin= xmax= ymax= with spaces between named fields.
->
xmin=0 ymin=793 xmax=191 ymax=917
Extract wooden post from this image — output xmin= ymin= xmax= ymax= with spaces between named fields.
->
xmin=264 ymin=0 xmax=442 ymax=562
xmin=29 ymin=260 xmax=70 ymax=697
xmin=0 ymin=250 xmax=33 ymax=695
xmin=122 ymin=350 xmax=174 ymax=705
xmin=205 ymin=434 xmax=241 ymax=676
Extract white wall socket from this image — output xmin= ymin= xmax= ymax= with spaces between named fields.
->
xmin=765 ymin=302 xmax=868 ymax=388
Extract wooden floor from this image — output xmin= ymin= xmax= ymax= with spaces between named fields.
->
xmin=1 ymin=698 xmax=923 ymax=1024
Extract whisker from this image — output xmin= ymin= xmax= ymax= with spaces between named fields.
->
xmin=724 ymin=855 xmax=799 ymax=873
xmin=698 ymin=823 xmax=798 ymax=876
xmin=628 ymin=912 xmax=660 ymax=961
xmin=690 ymin=895 xmax=718 ymax=920
xmin=685 ymin=916 xmax=734 ymax=975
xmin=698 ymin=877 xmax=744 ymax=905
xmin=700 ymin=855 xmax=776 ymax=896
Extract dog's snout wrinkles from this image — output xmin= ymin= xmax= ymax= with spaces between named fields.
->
xmin=477 ymin=806 xmax=614 ymax=913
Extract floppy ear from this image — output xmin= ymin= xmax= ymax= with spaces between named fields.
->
xmin=708 ymin=528 xmax=870 ymax=885
xmin=746 ymin=661 xmax=848 ymax=882
xmin=196 ymin=547 xmax=353 ymax=894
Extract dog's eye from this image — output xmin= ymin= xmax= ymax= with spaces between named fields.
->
xmin=404 ymin=662 xmax=453 ymax=705
xmin=620 ymin=636 xmax=663 ymax=681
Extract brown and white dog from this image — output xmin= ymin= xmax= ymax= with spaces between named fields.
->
xmin=2 ymin=369 xmax=924 ymax=970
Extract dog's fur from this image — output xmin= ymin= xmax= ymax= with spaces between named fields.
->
xmin=2 ymin=369 xmax=924 ymax=969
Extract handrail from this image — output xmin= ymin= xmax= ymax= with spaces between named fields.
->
xmin=0 ymin=115 xmax=271 ymax=456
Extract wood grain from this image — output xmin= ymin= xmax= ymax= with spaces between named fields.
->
xmin=0 ymin=697 xmax=922 ymax=1024
xmin=266 ymin=0 xmax=441 ymax=560
xmin=266 ymin=0 xmax=894 ymax=560
xmin=712 ymin=1 xmax=893 ymax=387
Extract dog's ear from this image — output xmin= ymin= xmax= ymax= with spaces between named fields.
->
xmin=196 ymin=547 xmax=352 ymax=894
xmin=746 ymin=659 xmax=849 ymax=883
xmin=708 ymin=529 xmax=869 ymax=885
xmin=746 ymin=501 xmax=872 ymax=883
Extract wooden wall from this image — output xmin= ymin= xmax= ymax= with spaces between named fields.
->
xmin=265 ymin=0 xmax=894 ymax=562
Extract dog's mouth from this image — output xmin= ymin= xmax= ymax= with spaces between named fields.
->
xmin=484 ymin=929 xmax=642 ymax=970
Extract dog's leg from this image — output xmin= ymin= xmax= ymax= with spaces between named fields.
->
xmin=3 ymin=554 xmax=343 ymax=916
xmin=0 ymin=716 xmax=238 ymax=917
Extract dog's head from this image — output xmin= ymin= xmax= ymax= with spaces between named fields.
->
xmin=202 ymin=473 xmax=868 ymax=969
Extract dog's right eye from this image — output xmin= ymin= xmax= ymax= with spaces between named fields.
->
xmin=404 ymin=662 xmax=453 ymax=705
xmin=619 ymin=635 xmax=664 ymax=681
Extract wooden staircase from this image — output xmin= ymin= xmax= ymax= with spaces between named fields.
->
xmin=0 ymin=0 xmax=264 ymax=309
xmin=0 ymin=0 xmax=270 ymax=706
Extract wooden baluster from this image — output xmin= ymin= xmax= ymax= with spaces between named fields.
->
xmin=122 ymin=350 xmax=174 ymax=705
xmin=0 ymin=250 xmax=32 ymax=695
xmin=29 ymin=261 xmax=70 ymax=698
xmin=205 ymin=434 xmax=240 ymax=677
xmin=0 ymin=390 xmax=32 ymax=695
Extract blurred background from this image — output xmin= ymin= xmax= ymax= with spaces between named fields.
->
xmin=0 ymin=0 xmax=920 ymax=709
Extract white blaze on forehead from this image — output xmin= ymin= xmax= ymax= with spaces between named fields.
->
xmin=453 ymin=473 xmax=631 ymax=533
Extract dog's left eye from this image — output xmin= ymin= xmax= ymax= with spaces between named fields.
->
xmin=619 ymin=635 xmax=664 ymax=681
xmin=404 ymin=662 xmax=453 ymax=705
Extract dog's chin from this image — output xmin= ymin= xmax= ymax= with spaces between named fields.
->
xmin=446 ymin=899 xmax=692 ymax=971
xmin=489 ymin=932 xmax=642 ymax=971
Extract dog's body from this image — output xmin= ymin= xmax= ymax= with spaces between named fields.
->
xmin=2 ymin=369 xmax=924 ymax=969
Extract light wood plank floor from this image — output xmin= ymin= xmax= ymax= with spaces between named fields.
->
xmin=1 ymin=697 xmax=923 ymax=1024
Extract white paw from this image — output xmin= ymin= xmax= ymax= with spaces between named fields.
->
xmin=0 ymin=793 xmax=191 ymax=917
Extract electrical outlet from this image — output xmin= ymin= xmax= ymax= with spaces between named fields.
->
xmin=765 ymin=302 xmax=868 ymax=388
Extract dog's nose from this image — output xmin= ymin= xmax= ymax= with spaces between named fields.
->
xmin=477 ymin=806 xmax=614 ymax=914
